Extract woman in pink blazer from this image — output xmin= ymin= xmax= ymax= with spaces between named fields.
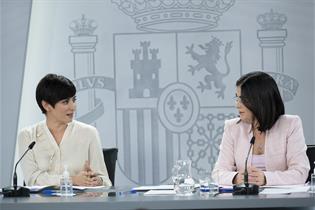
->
xmin=212 ymin=71 xmax=310 ymax=186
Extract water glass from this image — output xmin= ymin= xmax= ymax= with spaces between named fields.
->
xmin=198 ymin=169 xmax=218 ymax=197
xmin=172 ymin=160 xmax=195 ymax=196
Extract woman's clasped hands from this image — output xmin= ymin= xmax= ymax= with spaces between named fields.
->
xmin=233 ymin=166 xmax=266 ymax=186
xmin=71 ymin=161 xmax=103 ymax=186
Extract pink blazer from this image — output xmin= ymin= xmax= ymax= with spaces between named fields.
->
xmin=212 ymin=115 xmax=310 ymax=186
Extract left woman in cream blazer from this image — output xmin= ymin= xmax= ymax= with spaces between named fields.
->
xmin=19 ymin=74 xmax=112 ymax=186
xmin=212 ymin=71 xmax=309 ymax=186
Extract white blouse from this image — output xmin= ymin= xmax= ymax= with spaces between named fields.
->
xmin=18 ymin=120 xmax=112 ymax=186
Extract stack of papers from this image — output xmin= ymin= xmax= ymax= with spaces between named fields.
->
xmin=132 ymin=185 xmax=175 ymax=196
xmin=72 ymin=185 xmax=106 ymax=190
xmin=260 ymin=184 xmax=310 ymax=194
xmin=144 ymin=190 xmax=176 ymax=196
xmin=132 ymin=185 xmax=174 ymax=191
xmin=26 ymin=185 xmax=58 ymax=193
xmin=25 ymin=185 xmax=106 ymax=193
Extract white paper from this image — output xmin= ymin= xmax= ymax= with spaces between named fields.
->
xmin=262 ymin=184 xmax=307 ymax=188
xmin=25 ymin=185 xmax=57 ymax=192
xmin=54 ymin=192 xmax=76 ymax=196
xmin=144 ymin=190 xmax=176 ymax=196
xmin=26 ymin=185 xmax=51 ymax=191
xmin=73 ymin=185 xmax=106 ymax=190
xmin=25 ymin=185 xmax=106 ymax=192
xmin=219 ymin=185 xmax=233 ymax=188
xmin=132 ymin=185 xmax=174 ymax=191
xmin=260 ymin=186 xmax=310 ymax=194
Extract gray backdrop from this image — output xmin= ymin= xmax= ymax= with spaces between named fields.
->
xmin=1 ymin=0 xmax=32 ymax=187
xmin=1 ymin=0 xmax=315 ymax=187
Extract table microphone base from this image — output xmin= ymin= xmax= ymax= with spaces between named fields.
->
xmin=232 ymin=184 xmax=259 ymax=195
xmin=2 ymin=186 xmax=30 ymax=197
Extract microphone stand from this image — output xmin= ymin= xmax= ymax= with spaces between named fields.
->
xmin=2 ymin=141 xmax=36 ymax=197
xmin=233 ymin=137 xmax=259 ymax=195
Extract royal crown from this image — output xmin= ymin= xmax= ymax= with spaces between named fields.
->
xmin=257 ymin=9 xmax=287 ymax=30
xmin=69 ymin=15 xmax=97 ymax=36
xmin=111 ymin=0 xmax=235 ymax=32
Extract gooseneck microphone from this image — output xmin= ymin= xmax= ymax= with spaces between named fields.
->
xmin=244 ymin=137 xmax=255 ymax=187
xmin=13 ymin=141 xmax=36 ymax=190
xmin=233 ymin=136 xmax=259 ymax=195
xmin=2 ymin=141 xmax=36 ymax=197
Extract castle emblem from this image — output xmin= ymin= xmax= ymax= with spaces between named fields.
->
xmin=129 ymin=41 xmax=161 ymax=98
xmin=186 ymin=37 xmax=232 ymax=99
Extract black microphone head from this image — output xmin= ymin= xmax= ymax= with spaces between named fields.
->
xmin=250 ymin=136 xmax=255 ymax=145
xmin=28 ymin=141 xmax=36 ymax=149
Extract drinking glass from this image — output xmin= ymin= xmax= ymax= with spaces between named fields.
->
xmin=172 ymin=160 xmax=195 ymax=196
xmin=198 ymin=169 xmax=218 ymax=197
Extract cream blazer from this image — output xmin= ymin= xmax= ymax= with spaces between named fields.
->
xmin=18 ymin=120 xmax=112 ymax=186
xmin=212 ymin=115 xmax=310 ymax=186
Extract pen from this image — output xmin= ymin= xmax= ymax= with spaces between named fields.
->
xmin=42 ymin=189 xmax=58 ymax=196
xmin=117 ymin=189 xmax=138 ymax=196
xmin=219 ymin=187 xmax=233 ymax=193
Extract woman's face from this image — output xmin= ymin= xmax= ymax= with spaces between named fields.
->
xmin=235 ymin=86 xmax=254 ymax=124
xmin=46 ymin=96 xmax=76 ymax=124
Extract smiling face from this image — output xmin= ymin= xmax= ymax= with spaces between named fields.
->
xmin=43 ymin=96 xmax=76 ymax=125
xmin=235 ymin=86 xmax=254 ymax=124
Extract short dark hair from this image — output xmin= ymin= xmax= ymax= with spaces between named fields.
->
xmin=36 ymin=74 xmax=76 ymax=114
xmin=236 ymin=71 xmax=285 ymax=132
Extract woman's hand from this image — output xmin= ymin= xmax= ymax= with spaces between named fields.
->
xmin=233 ymin=167 xmax=266 ymax=186
xmin=248 ymin=166 xmax=266 ymax=186
xmin=89 ymin=176 xmax=103 ymax=186
xmin=233 ymin=171 xmax=244 ymax=185
xmin=71 ymin=170 xmax=95 ymax=186
xmin=71 ymin=161 xmax=103 ymax=186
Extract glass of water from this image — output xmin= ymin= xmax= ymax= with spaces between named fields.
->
xmin=172 ymin=160 xmax=195 ymax=196
xmin=198 ymin=169 xmax=218 ymax=197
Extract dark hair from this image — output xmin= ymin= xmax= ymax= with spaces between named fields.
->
xmin=36 ymin=74 xmax=76 ymax=114
xmin=236 ymin=71 xmax=284 ymax=132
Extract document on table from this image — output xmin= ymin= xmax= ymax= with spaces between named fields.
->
xmin=144 ymin=190 xmax=176 ymax=196
xmin=73 ymin=185 xmax=106 ymax=190
xmin=132 ymin=185 xmax=174 ymax=191
xmin=26 ymin=185 xmax=57 ymax=193
xmin=260 ymin=184 xmax=310 ymax=194
xmin=133 ymin=184 xmax=202 ymax=191
xmin=25 ymin=185 xmax=106 ymax=192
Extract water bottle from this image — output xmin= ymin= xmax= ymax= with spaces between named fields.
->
xmin=60 ymin=165 xmax=74 ymax=196
xmin=311 ymin=161 xmax=315 ymax=193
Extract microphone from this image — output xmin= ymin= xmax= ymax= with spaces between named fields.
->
xmin=244 ymin=137 xmax=255 ymax=187
xmin=233 ymin=136 xmax=259 ymax=195
xmin=2 ymin=141 xmax=36 ymax=197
